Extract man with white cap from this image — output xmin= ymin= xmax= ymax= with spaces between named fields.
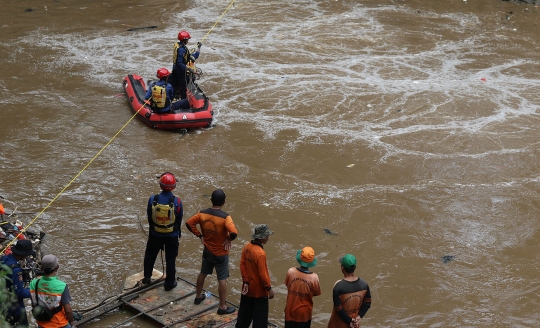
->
xmin=30 ymin=255 xmax=75 ymax=327
xmin=235 ymin=224 xmax=275 ymax=328
xmin=1 ymin=239 xmax=36 ymax=326
xmin=284 ymin=246 xmax=322 ymax=327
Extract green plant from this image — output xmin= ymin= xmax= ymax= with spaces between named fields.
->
xmin=1 ymin=263 xmax=17 ymax=326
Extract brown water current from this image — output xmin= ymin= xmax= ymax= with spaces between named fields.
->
xmin=2 ymin=0 xmax=540 ymax=326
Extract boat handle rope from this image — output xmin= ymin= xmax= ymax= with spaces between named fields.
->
xmin=0 ymin=0 xmax=236 ymax=256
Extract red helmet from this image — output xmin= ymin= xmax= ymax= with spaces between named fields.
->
xmin=159 ymin=172 xmax=177 ymax=191
xmin=156 ymin=68 xmax=170 ymax=79
xmin=178 ymin=30 xmax=191 ymax=41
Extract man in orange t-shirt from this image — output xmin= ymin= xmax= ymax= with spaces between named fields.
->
xmin=185 ymin=189 xmax=238 ymax=315
xmin=284 ymin=246 xmax=322 ymax=327
xmin=235 ymin=224 xmax=275 ymax=328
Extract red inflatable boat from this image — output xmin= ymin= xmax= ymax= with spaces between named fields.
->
xmin=123 ymin=74 xmax=214 ymax=131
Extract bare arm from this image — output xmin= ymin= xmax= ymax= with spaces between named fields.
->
xmin=63 ymin=303 xmax=75 ymax=327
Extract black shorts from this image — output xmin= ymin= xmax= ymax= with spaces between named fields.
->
xmin=201 ymin=246 xmax=229 ymax=280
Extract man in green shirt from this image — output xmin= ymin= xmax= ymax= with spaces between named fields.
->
xmin=30 ymin=255 xmax=75 ymax=327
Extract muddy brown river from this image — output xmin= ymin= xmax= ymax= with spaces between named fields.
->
xmin=2 ymin=0 xmax=540 ymax=326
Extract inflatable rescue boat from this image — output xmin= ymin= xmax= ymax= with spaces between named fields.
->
xmin=123 ymin=74 xmax=214 ymax=131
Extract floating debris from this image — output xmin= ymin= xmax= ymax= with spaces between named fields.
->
xmin=127 ymin=25 xmax=158 ymax=32
xmin=346 ymin=164 xmax=355 ymax=168
xmin=441 ymin=255 xmax=455 ymax=263
xmin=324 ymin=228 xmax=338 ymax=235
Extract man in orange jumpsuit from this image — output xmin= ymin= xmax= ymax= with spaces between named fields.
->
xmin=284 ymin=246 xmax=322 ymax=327
xmin=235 ymin=224 xmax=275 ymax=328
xmin=185 ymin=189 xmax=237 ymax=315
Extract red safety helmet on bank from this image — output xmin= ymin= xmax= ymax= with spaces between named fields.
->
xmin=159 ymin=172 xmax=177 ymax=191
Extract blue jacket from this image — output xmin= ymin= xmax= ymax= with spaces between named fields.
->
xmin=2 ymin=253 xmax=30 ymax=308
xmin=145 ymin=80 xmax=175 ymax=113
xmin=146 ymin=190 xmax=183 ymax=237
xmin=173 ymin=45 xmax=200 ymax=73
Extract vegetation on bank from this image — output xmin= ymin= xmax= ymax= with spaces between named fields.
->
xmin=1 ymin=264 xmax=16 ymax=326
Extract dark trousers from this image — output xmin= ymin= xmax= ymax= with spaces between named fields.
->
xmin=7 ymin=303 xmax=28 ymax=326
xmin=285 ymin=320 xmax=312 ymax=328
xmin=171 ymin=68 xmax=188 ymax=100
xmin=143 ymin=234 xmax=179 ymax=287
xmin=171 ymin=99 xmax=190 ymax=111
xmin=235 ymin=294 xmax=269 ymax=328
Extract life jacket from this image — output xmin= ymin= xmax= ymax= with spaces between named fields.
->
xmin=30 ymin=278 xmax=64 ymax=321
xmin=150 ymin=83 xmax=170 ymax=109
xmin=172 ymin=41 xmax=191 ymax=66
xmin=151 ymin=195 xmax=176 ymax=233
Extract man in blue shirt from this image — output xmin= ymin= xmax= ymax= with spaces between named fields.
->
xmin=143 ymin=172 xmax=184 ymax=291
xmin=145 ymin=68 xmax=190 ymax=113
xmin=171 ymin=30 xmax=201 ymax=100
xmin=2 ymin=239 xmax=36 ymax=326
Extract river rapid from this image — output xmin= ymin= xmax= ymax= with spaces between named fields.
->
xmin=1 ymin=0 xmax=540 ymax=326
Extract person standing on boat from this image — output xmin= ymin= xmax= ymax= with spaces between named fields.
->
xmin=327 ymin=254 xmax=371 ymax=328
xmin=185 ymin=189 xmax=237 ymax=315
xmin=171 ymin=30 xmax=201 ymax=100
xmin=284 ymin=246 xmax=322 ymax=328
xmin=1 ymin=239 xmax=35 ymax=326
xmin=29 ymin=255 xmax=76 ymax=328
xmin=145 ymin=68 xmax=190 ymax=113
xmin=235 ymin=224 xmax=275 ymax=328
xmin=142 ymin=172 xmax=184 ymax=291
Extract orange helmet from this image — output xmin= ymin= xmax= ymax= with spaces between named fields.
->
xmin=156 ymin=68 xmax=170 ymax=79
xmin=178 ymin=30 xmax=191 ymax=41
xmin=159 ymin=172 xmax=177 ymax=191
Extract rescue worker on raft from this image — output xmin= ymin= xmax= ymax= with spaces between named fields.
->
xmin=145 ymin=68 xmax=189 ymax=113
xmin=171 ymin=30 xmax=201 ymax=100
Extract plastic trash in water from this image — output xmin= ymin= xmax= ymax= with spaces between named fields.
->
xmin=205 ymin=291 xmax=212 ymax=299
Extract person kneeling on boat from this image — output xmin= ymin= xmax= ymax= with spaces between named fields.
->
xmin=145 ymin=68 xmax=189 ymax=114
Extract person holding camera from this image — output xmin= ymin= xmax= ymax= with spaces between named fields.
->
xmin=30 ymin=255 xmax=75 ymax=328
